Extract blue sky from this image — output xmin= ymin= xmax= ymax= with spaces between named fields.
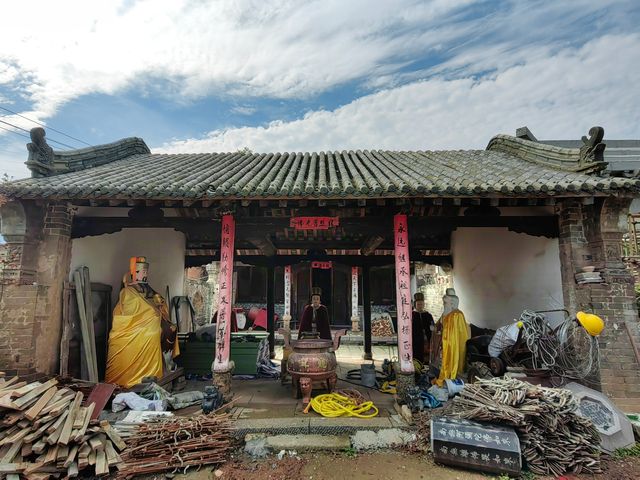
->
xmin=1 ymin=0 xmax=639 ymax=179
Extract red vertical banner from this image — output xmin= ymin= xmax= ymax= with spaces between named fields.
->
xmin=284 ymin=265 xmax=292 ymax=318
xmin=213 ymin=214 xmax=235 ymax=372
xmin=394 ymin=214 xmax=414 ymax=373
xmin=351 ymin=266 xmax=359 ymax=319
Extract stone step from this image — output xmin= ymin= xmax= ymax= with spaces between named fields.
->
xmin=232 ymin=415 xmax=409 ymax=437
xmin=249 ymin=433 xmax=351 ymax=452
xmin=244 ymin=429 xmax=416 ymax=456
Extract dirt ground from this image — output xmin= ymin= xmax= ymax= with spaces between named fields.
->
xmin=167 ymin=451 xmax=640 ymax=480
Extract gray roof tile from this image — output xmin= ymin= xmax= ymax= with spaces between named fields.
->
xmin=3 ymin=135 xmax=640 ymax=200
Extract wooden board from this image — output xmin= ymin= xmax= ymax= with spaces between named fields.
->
xmin=85 ymin=384 xmax=116 ymax=420
xmin=57 ymin=392 xmax=83 ymax=446
xmin=73 ymin=269 xmax=98 ymax=382
xmin=12 ymin=379 xmax=58 ymax=410
xmin=72 ymin=404 xmax=94 ymax=442
xmin=24 ymin=387 xmax=58 ymax=421
xmin=59 ymin=285 xmax=72 ymax=377
xmin=99 ymin=421 xmax=126 ymax=451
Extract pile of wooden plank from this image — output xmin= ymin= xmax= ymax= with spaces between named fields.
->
xmin=118 ymin=413 xmax=234 ymax=478
xmin=0 ymin=375 xmax=126 ymax=478
xmin=448 ymin=377 xmax=601 ymax=476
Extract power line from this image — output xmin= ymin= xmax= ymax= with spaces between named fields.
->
xmin=0 ymin=105 xmax=92 ymax=147
xmin=0 ymin=123 xmax=31 ymax=140
xmin=0 ymin=118 xmax=75 ymax=150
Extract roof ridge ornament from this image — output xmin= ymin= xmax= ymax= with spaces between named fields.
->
xmin=486 ymin=126 xmax=608 ymax=174
xmin=26 ymin=127 xmax=55 ymax=177
xmin=580 ymin=126 xmax=606 ymax=166
xmin=24 ymin=128 xmax=150 ymax=178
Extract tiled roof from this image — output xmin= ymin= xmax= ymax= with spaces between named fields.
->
xmin=2 ymin=133 xmax=639 ymax=200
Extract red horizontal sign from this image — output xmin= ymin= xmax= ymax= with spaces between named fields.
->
xmin=312 ymin=261 xmax=332 ymax=269
xmin=290 ymin=216 xmax=339 ymax=230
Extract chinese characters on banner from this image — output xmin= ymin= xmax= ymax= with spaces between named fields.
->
xmin=284 ymin=265 xmax=291 ymax=318
xmin=311 ymin=261 xmax=332 ymax=269
xmin=290 ymin=216 xmax=339 ymax=230
xmin=351 ymin=266 xmax=359 ymax=318
xmin=394 ymin=214 xmax=414 ymax=373
xmin=213 ymin=214 xmax=235 ymax=372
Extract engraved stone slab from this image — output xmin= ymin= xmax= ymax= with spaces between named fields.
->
xmin=431 ymin=416 xmax=521 ymax=476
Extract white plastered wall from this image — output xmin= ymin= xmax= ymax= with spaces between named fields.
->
xmin=451 ymin=228 xmax=564 ymax=329
xmin=70 ymin=228 xmax=186 ymax=309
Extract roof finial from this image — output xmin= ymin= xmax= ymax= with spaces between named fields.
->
xmin=579 ymin=126 xmax=606 ymax=166
xmin=27 ymin=127 xmax=53 ymax=165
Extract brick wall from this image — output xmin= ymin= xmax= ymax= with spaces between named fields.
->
xmin=558 ymin=198 xmax=640 ymax=411
xmin=0 ymin=201 xmax=73 ymax=376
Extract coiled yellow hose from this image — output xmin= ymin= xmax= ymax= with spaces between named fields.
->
xmin=308 ymin=393 xmax=379 ymax=418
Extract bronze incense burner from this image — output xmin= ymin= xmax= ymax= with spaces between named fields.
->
xmin=281 ymin=329 xmax=346 ymax=404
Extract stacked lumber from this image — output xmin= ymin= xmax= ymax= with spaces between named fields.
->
xmin=447 ymin=377 xmax=601 ymax=476
xmin=371 ymin=316 xmax=394 ymax=336
xmin=118 ymin=413 xmax=234 ymax=478
xmin=0 ymin=376 xmax=126 ymax=478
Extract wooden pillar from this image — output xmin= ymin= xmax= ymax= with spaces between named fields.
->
xmin=213 ymin=214 xmax=235 ymax=397
xmin=267 ymin=264 xmax=275 ymax=357
xmin=394 ymin=214 xmax=414 ymax=374
xmin=362 ymin=264 xmax=372 ymax=360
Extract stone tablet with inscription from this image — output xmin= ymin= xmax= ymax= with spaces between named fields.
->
xmin=431 ymin=416 xmax=521 ymax=476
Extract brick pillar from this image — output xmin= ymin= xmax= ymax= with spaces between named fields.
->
xmin=0 ymin=200 xmax=73 ymax=377
xmin=557 ymin=198 xmax=640 ymax=411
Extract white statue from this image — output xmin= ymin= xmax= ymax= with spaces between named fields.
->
xmin=441 ymin=288 xmax=459 ymax=318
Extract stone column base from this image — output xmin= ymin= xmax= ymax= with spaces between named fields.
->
xmin=212 ymin=361 xmax=235 ymax=401
xmin=395 ymin=369 xmax=416 ymax=400
xmin=351 ymin=315 xmax=360 ymax=332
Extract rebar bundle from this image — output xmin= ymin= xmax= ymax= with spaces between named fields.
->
xmin=118 ymin=413 xmax=235 ymax=478
xmin=448 ymin=378 xmax=601 ymax=476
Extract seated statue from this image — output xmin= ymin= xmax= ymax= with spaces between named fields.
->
xmin=298 ymin=287 xmax=331 ymax=340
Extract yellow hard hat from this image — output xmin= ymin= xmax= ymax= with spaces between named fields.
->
xmin=576 ymin=311 xmax=605 ymax=336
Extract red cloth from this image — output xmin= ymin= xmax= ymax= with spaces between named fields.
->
xmin=250 ymin=308 xmax=279 ymax=330
xmin=252 ymin=309 xmax=268 ymax=330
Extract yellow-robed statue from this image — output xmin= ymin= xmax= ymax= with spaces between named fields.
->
xmin=105 ymin=257 xmax=179 ymax=388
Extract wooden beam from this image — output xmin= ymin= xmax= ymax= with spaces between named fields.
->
xmin=248 ymin=235 xmax=277 ymax=257
xmin=73 ymin=215 xmax=558 ymax=239
xmin=362 ymin=265 xmax=372 ymax=361
xmin=361 ymin=235 xmax=385 ymax=256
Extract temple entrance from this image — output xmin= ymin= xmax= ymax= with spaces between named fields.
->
xmin=294 ymin=262 xmax=351 ymax=327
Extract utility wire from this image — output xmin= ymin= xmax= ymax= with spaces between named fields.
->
xmin=0 ymin=123 xmax=31 ymax=140
xmin=0 ymin=124 xmax=58 ymax=159
xmin=0 ymin=118 xmax=75 ymax=150
xmin=0 ymin=105 xmax=92 ymax=148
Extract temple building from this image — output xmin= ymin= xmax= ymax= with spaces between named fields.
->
xmin=1 ymin=125 xmax=640 ymax=409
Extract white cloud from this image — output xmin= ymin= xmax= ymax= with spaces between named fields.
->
xmin=0 ymin=0 xmax=478 ymax=119
xmin=1 ymin=0 xmax=634 ymax=121
xmin=157 ymin=34 xmax=640 ymax=154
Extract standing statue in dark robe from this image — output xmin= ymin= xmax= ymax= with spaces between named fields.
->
xmin=412 ymin=292 xmax=434 ymax=364
xmin=298 ymin=287 xmax=331 ymax=340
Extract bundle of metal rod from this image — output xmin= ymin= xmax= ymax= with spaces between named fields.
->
xmin=448 ymin=377 xmax=601 ymax=476
xmin=117 ymin=413 xmax=234 ymax=478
